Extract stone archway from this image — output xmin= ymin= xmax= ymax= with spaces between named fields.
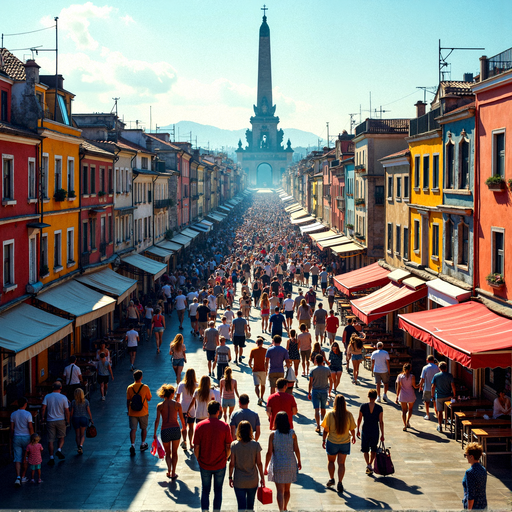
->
xmin=256 ymin=162 xmax=272 ymax=187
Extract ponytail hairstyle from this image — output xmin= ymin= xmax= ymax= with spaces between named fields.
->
xmin=224 ymin=366 xmax=233 ymax=392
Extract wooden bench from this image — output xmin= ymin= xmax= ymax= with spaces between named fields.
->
xmin=454 ymin=410 xmax=493 ymax=442
xmin=471 ymin=428 xmax=512 ymax=467
xmin=461 ymin=418 xmax=511 ymax=449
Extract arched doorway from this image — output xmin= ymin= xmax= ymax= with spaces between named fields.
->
xmin=256 ymin=163 xmax=272 ymax=187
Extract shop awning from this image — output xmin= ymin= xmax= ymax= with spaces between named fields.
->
xmin=334 ymin=262 xmax=390 ymax=296
xmin=281 ymin=195 xmax=294 ymax=202
xmin=190 ymin=223 xmax=210 ymax=233
xmin=75 ymin=267 xmax=137 ymax=304
xmin=226 ymin=201 xmax=237 ymax=206
xmin=398 ymin=301 xmax=512 ymax=369
xmin=427 ymin=278 xmax=472 ymax=307
xmin=170 ymin=234 xmax=193 ymax=247
xmin=284 ymin=202 xmax=299 ymax=211
xmin=0 ymin=303 xmax=73 ymax=366
xmin=180 ymin=228 xmax=200 ymax=240
xmin=331 ymin=242 xmax=363 ymax=255
xmin=145 ymin=246 xmax=173 ymax=262
xmin=218 ymin=205 xmax=231 ymax=212
xmin=309 ymin=230 xmax=339 ymax=241
xmin=300 ymin=222 xmax=324 ymax=234
xmin=200 ymin=219 xmax=214 ymax=227
xmin=351 ymin=281 xmax=427 ymax=324
xmin=317 ymin=236 xmax=351 ymax=250
xmin=122 ymin=253 xmax=167 ymax=280
xmin=157 ymin=240 xmax=183 ymax=252
xmin=207 ymin=214 xmax=224 ymax=222
xmin=37 ymin=280 xmax=116 ymax=327
xmin=290 ymin=209 xmax=309 ymax=220
xmin=291 ymin=215 xmax=316 ymax=225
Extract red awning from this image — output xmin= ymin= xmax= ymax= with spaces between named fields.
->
xmin=398 ymin=301 xmax=512 ymax=369
xmin=351 ymin=281 xmax=427 ymax=324
xmin=333 ymin=262 xmax=390 ymax=296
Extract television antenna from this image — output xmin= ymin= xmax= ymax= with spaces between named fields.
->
xmin=439 ymin=39 xmax=484 ymax=83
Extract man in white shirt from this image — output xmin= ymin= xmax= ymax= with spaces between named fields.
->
xmin=283 ymin=293 xmax=295 ymax=331
xmin=174 ymin=290 xmax=188 ymax=330
xmin=41 ymin=382 xmax=70 ymax=466
xmin=124 ymin=324 xmax=140 ymax=371
xmin=207 ymin=292 xmax=217 ymax=321
xmin=218 ymin=316 xmax=232 ymax=342
xmin=370 ymin=342 xmax=390 ymax=402
xmin=187 ymin=288 xmax=199 ymax=303
xmin=11 ymin=397 xmax=33 ymax=485
xmin=224 ymin=305 xmax=235 ymax=325
xmin=63 ymin=355 xmax=83 ymax=399
xmin=189 ymin=297 xmax=200 ymax=336
xmin=161 ymin=283 xmax=172 ymax=315
xmin=418 ymin=355 xmax=439 ymax=420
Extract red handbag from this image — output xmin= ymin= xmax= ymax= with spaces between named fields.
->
xmin=257 ymin=485 xmax=273 ymax=505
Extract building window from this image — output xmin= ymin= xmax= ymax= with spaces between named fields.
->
xmin=492 ymin=229 xmax=504 ymax=275
xmin=404 ymin=176 xmax=410 ymax=199
xmin=387 ymin=176 xmax=393 ymax=199
xmin=0 ymin=90 xmax=7 ymax=122
xmin=432 ymin=154 xmax=439 ymax=189
xmin=90 ymin=165 xmax=96 ymax=194
xmin=66 ymin=228 xmax=74 ymax=264
xmin=29 ymin=236 xmax=37 ymax=284
xmin=387 ymin=223 xmax=392 ymax=252
xmin=403 ymin=227 xmax=409 ymax=259
xmin=459 ymin=222 xmax=469 ymax=266
xmin=459 ymin=139 xmax=470 ymax=189
xmin=41 ymin=234 xmax=48 ymax=270
xmin=414 ymin=155 xmax=420 ymax=188
xmin=108 ymin=214 xmax=112 ymax=242
xmin=375 ymin=185 xmax=384 ymax=205
xmin=446 ymin=142 xmax=454 ymax=189
xmin=67 ymin=158 xmax=74 ymax=193
xmin=445 ymin=220 xmax=454 ymax=261
xmin=432 ymin=223 xmax=439 ymax=258
xmin=395 ymin=225 xmax=401 ymax=254
xmin=396 ymin=177 xmax=402 ymax=198
xmin=28 ymin=158 xmax=37 ymax=199
xmin=141 ymin=157 xmax=149 ymax=170
xmin=41 ymin=154 xmax=49 ymax=198
xmin=3 ymin=240 xmax=14 ymax=287
xmin=493 ymin=131 xmax=505 ymax=177
xmin=54 ymin=232 xmax=62 ymax=269
xmin=108 ymin=167 xmax=113 ymax=193
xmin=423 ymin=154 xmax=430 ymax=189
xmin=82 ymin=164 xmax=88 ymax=195
xmin=90 ymin=219 xmax=97 ymax=249
xmin=2 ymin=155 xmax=14 ymax=200
xmin=54 ymin=157 xmax=62 ymax=192
xmin=100 ymin=217 xmax=106 ymax=244
xmin=414 ymin=219 xmax=420 ymax=251
xmin=82 ymin=221 xmax=88 ymax=252
xmin=99 ymin=167 xmax=105 ymax=193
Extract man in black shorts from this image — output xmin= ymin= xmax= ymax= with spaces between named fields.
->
xmin=231 ymin=311 xmax=250 ymax=364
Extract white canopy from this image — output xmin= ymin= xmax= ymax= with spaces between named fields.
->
xmin=122 ymin=253 xmax=167 ymax=280
xmin=158 ymin=240 xmax=183 ymax=252
xmin=75 ymin=267 xmax=137 ymax=304
xmin=180 ymin=228 xmax=200 ymax=240
xmin=145 ymin=246 xmax=173 ymax=262
xmin=170 ymin=234 xmax=193 ymax=247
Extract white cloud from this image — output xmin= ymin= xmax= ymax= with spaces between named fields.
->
xmin=121 ymin=14 xmax=134 ymax=26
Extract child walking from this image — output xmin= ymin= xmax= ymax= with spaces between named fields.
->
xmin=25 ymin=433 xmax=43 ymax=483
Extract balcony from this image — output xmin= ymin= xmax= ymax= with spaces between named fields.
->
xmin=485 ymin=47 xmax=512 ymax=79
xmin=409 ymin=107 xmax=441 ymax=137
xmin=355 ymin=198 xmax=365 ymax=207
xmin=81 ymin=252 xmax=90 ymax=267
xmin=100 ymin=242 xmax=107 ymax=258
xmin=355 ymin=164 xmax=366 ymax=173
xmin=336 ymin=196 xmax=345 ymax=209
xmin=355 ymin=118 xmax=409 ymax=137
xmin=154 ymin=198 xmax=174 ymax=209
xmin=330 ymin=159 xmax=340 ymax=168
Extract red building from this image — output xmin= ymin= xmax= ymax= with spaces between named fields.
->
xmin=79 ymin=141 xmax=115 ymax=268
xmin=0 ymin=70 xmax=42 ymax=308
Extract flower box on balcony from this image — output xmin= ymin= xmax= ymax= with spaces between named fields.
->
xmin=53 ymin=188 xmax=67 ymax=201
xmin=355 ymin=164 xmax=366 ymax=173
xmin=486 ymin=273 xmax=505 ymax=288
xmin=485 ymin=176 xmax=505 ymax=191
xmin=355 ymin=198 xmax=365 ymax=206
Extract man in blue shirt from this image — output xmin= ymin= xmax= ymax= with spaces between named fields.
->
xmin=269 ymin=307 xmax=287 ymax=338
xmin=431 ymin=361 xmax=456 ymax=432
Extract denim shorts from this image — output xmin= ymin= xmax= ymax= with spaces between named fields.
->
xmin=172 ymin=357 xmax=185 ymax=367
xmin=325 ymin=439 xmax=350 ymax=456
xmin=154 ymin=327 xmax=165 ymax=333
xmin=72 ymin=416 xmax=89 ymax=429
xmin=13 ymin=435 xmax=31 ymax=463
xmin=351 ymin=353 xmax=363 ymax=361
xmin=222 ymin=398 xmax=236 ymax=408
xmin=312 ymin=389 xmax=328 ymax=409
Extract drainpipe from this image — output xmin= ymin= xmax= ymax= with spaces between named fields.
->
xmin=152 ymin=174 xmax=158 ymax=246
xmin=78 ymin=149 xmax=85 ymax=272
xmin=473 ymin=108 xmax=479 ymax=299
xmin=38 ymin=132 xmax=44 ymax=278
xmin=130 ymin=153 xmax=137 ymax=250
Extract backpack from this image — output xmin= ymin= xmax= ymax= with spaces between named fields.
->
xmin=130 ymin=384 xmax=145 ymax=412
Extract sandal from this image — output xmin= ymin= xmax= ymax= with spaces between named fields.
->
xmin=326 ymin=478 xmax=335 ymax=487
xmin=403 ymin=426 xmax=407 ymax=431
xmin=171 ymin=474 xmax=179 ymax=480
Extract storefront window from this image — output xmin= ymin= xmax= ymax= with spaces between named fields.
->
xmin=48 ymin=336 xmax=71 ymax=379
xmin=81 ymin=318 xmax=103 ymax=352
xmin=485 ymin=367 xmax=511 ymax=395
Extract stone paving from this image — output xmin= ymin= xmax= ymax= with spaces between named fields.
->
xmin=1 ymin=283 xmax=511 ymax=511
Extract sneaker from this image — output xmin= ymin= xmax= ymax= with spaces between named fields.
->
xmin=382 ymin=394 xmax=388 ymax=402
xmin=21 ymin=477 xmax=29 ymax=483
xmin=47 ymin=459 xmax=55 ymax=467
xmin=14 ymin=478 xmax=21 ymax=487
xmin=129 ymin=446 xmax=136 ymax=456
xmin=77 ymin=446 xmax=83 ymax=455
xmin=55 ymin=450 xmax=65 ymax=460
xmin=140 ymin=442 xmax=149 ymax=451
xmin=337 ymin=482 xmax=344 ymax=493
xmin=180 ymin=441 xmax=187 ymax=450
xmin=436 ymin=425 xmax=442 ymax=432
xmin=366 ymin=464 xmax=373 ymax=475
xmin=101 ymin=396 xmax=106 ymax=401
xmin=423 ymin=414 xmax=430 ymax=420
xmin=38 ymin=479 xmax=43 ymax=484
xmin=326 ymin=478 xmax=335 ymax=487
xmin=30 ymin=479 xmax=36 ymax=483
xmin=376 ymin=396 xmax=382 ymax=403
xmin=258 ymin=398 xmax=263 ymax=406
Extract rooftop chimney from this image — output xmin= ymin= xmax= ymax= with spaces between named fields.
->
xmin=415 ymin=101 xmax=426 ymax=118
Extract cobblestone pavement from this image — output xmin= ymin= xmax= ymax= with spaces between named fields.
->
xmin=1 ymin=283 xmax=511 ymax=511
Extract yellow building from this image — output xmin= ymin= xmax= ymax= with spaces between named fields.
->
xmin=407 ymin=104 xmax=443 ymax=272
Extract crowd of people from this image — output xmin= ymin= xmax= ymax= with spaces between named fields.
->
xmin=8 ymin=192 xmax=494 ymax=511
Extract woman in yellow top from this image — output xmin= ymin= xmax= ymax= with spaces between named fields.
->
xmin=321 ymin=394 xmax=356 ymax=494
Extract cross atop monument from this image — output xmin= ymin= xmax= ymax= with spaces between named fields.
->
xmin=261 ymin=4 xmax=268 ymax=19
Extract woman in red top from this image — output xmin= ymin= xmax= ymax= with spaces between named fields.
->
xmin=151 ymin=307 xmax=166 ymax=354
xmin=260 ymin=293 xmax=270 ymax=333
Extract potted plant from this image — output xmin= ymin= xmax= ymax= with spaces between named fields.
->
xmin=485 ymin=175 xmax=505 ymax=190
xmin=53 ymin=188 xmax=67 ymax=201
xmin=98 ymin=190 xmax=106 ymax=197
xmin=68 ymin=190 xmax=76 ymax=199
xmin=346 ymin=223 xmax=354 ymax=230
xmin=355 ymin=198 xmax=365 ymax=206
xmin=486 ymin=273 xmax=505 ymax=288
xmin=508 ymin=179 xmax=512 ymax=191
xmin=165 ymin=228 xmax=174 ymax=240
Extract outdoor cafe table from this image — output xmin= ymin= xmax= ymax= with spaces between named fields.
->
xmin=454 ymin=410 xmax=493 ymax=441
xmin=444 ymin=399 xmax=493 ymax=435
xmin=461 ymin=418 xmax=511 ymax=449
xmin=471 ymin=428 xmax=512 ymax=467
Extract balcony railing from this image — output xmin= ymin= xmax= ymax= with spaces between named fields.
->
xmin=409 ymin=107 xmax=441 ymax=137
xmin=154 ymin=198 xmax=173 ymax=209
xmin=81 ymin=252 xmax=90 ymax=267
xmin=355 ymin=118 xmax=409 ymax=137
xmin=485 ymin=47 xmax=512 ymax=79
xmin=336 ymin=196 xmax=345 ymax=210
xmin=100 ymin=242 xmax=107 ymax=258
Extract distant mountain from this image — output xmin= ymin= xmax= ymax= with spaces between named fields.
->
xmin=159 ymin=121 xmax=320 ymax=153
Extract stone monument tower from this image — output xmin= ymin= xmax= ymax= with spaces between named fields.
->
xmin=236 ymin=6 xmax=293 ymax=187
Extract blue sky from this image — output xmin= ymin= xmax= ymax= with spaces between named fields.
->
xmin=2 ymin=0 xmax=511 ymax=144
